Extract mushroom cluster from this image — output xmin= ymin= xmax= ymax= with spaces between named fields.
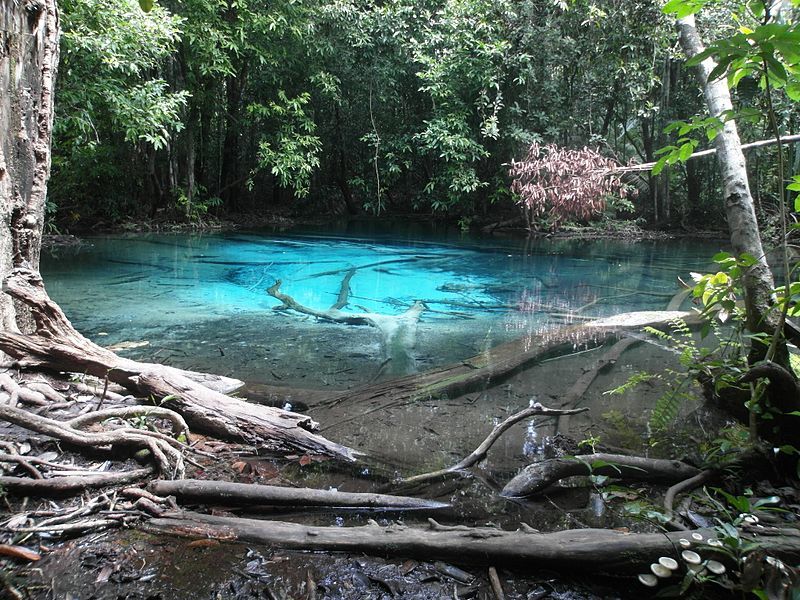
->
xmin=637 ymin=532 xmax=727 ymax=588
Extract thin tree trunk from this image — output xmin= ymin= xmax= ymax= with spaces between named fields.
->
xmin=676 ymin=15 xmax=779 ymax=358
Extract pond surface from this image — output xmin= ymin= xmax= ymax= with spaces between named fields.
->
xmin=41 ymin=223 xmax=721 ymax=389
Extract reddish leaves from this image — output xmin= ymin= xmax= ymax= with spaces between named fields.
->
xmin=509 ymin=142 xmax=632 ymax=230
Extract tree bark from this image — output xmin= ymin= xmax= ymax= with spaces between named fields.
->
xmin=149 ymin=479 xmax=450 ymax=511
xmin=148 ymin=511 xmax=800 ymax=572
xmin=676 ymin=16 xmax=779 ymax=358
xmin=0 ymin=0 xmax=60 ymax=337
xmin=501 ymin=454 xmax=701 ymax=498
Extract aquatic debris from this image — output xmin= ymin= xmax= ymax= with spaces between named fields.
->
xmin=650 ymin=563 xmax=672 ymax=578
xmin=638 ymin=574 xmax=658 ymax=587
xmin=658 ymin=557 xmax=679 ymax=571
xmin=682 ymin=550 xmax=701 ymax=565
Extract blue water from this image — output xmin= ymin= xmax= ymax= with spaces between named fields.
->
xmin=40 ymin=225 xmax=721 ymax=386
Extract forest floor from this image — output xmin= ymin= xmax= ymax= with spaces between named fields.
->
xmin=1 ymin=332 xmax=751 ymax=600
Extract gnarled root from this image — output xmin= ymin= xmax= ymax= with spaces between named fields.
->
xmin=0 ymin=403 xmax=187 ymax=477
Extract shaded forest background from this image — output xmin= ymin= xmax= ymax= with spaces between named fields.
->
xmin=49 ymin=0 xmax=800 ymax=232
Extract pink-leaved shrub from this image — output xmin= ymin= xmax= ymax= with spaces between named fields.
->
xmin=509 ymin=142 xmax=633 ymax=231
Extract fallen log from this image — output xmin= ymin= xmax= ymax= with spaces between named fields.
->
xmin=0 ymin=468 xmax=153 ymax=495
xmin=147 ymin=510 xmax=800 ymax=572
xmin=315 ymin=310 xmax=697 ymax=412
xmin=501 ymin=453 xmax=702 ymax=498
xmin=149 ymin=479 xmax=450 ymax=511
xmin=0 ymin=269 xmax=358 ymax=462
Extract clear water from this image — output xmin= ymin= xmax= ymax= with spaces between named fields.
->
xmin=40 ymin=224 xmax=720 ymax=387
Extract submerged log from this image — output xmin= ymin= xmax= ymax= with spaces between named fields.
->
xmin=316 ymin=310 xmax=697 ymax=411
xmin=501 ymin=453 xmax=701 ymax=498
xmin=149 ymin=479 xmax=450 ymax=511
xmin=148 ymin=511 xmax=800 ymax=572
xmin=268 ymin=277 xmax=426 ymax=376
xmin=0 ymin=269 xmax=358 ymax=462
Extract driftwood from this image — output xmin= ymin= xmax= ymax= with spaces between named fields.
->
xmin=501 ymin=453 xmax=702 ymax=498
xmin=554 ymin=336 xmax=639 ymax=435
xmin=147 ymin=511 xmax=800 ymax=572
xmin=149 ymin=479 xmax=450 ymax=511
xmin=0 ymin=269 xmax=358 ymax=462
xmin=0 ymin=468 xmax=153 ymax=495
xmin=393 ymin=404 xmax=588 ymax=488
xmin=315 ymin=310 xmax=696 ymax=412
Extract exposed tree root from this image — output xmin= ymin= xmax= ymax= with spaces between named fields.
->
xmin=147 ymin=510 xmax=800 ymax=572
xmin=149 ymin=479 xmax=451 ymax=511
xmin=0 ymin=468 xmax=153 ymax=495
xmin=0 ymin=269 xmax=358 ymax=462
xmin=663 ymin=469 xmax=717 ymax=530
xmin=391 ymin=404 xmax=588 ymax=488
xmin=501 ymin=454 xmax=701 ymax=498
xmin=0 ymin=402 xmax=186 ymax=476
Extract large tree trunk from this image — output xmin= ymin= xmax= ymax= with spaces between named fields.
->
xmin=677 ymin=16 xmax=779 ymax=358
xmin=0 ymin=0 xmax=59 ymax=337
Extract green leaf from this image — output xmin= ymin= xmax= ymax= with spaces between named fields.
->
xmin=686 ymin=47 xmax=716 ymax=67
xmin=652 ymin=155 xmax=669 ymax=176
xmin=678 ymin=142 xmax=694 ymax=161
xmin=139 ymin=0 xmax=154 ymax=11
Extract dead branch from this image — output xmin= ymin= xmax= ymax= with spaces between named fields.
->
xmin=610 ymin=134 xmax=800 ymax=173
xmin=149 ymin=479 xmax=451 ymax=511
xmin=501 ymin=454 xmax=701 ymax=498
xmin=268 ymin=278 xmax=426 ymax=375
xmin=393 ymin=404 xmax=589 ymax=488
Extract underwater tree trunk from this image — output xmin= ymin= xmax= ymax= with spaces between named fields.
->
xmin=0 ymin=0 xmax=59 ymax=338
xmin=315 ymin=311 xmax=695 ymax=412
xmin=677 ymin=15 xmax=779 ymax=358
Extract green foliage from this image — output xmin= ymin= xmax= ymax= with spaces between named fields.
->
xmin=57 ymin=0 xmax=187 ymax=150
xmin=249 ymin=92 xmax=322 ymax=198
